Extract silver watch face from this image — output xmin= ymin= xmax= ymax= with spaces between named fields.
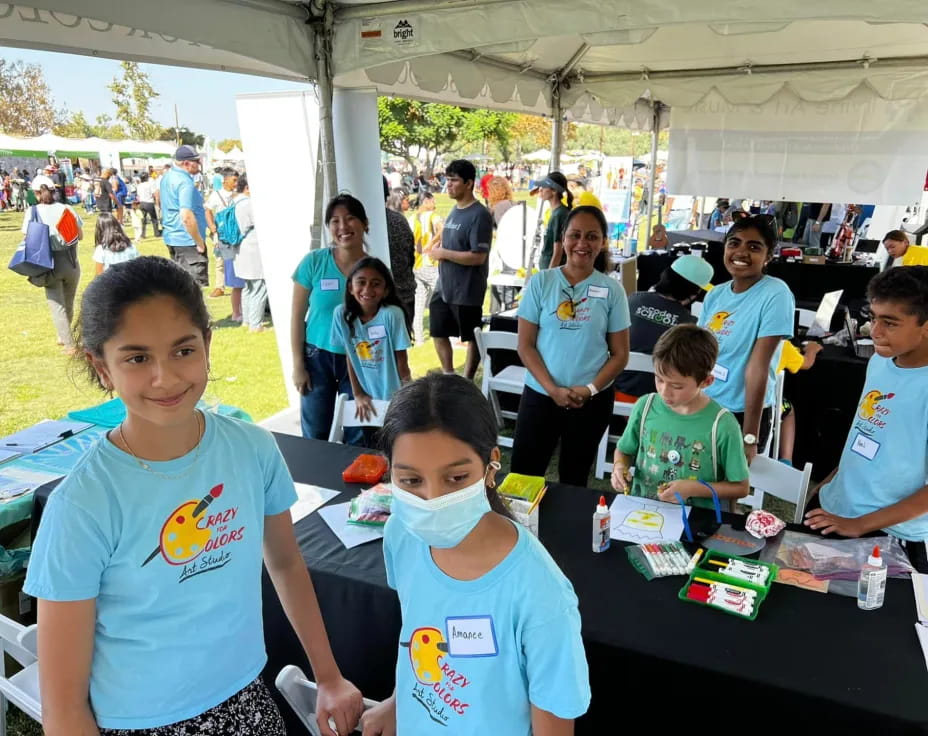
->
xmin=743 ymin=434 xmax=758 ymax=445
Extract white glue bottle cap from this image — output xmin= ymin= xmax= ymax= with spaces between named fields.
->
xmin=597 ymin=495 xmax=608 ymax=513
xmin=868 ymin=546 xmax=883 ymax=567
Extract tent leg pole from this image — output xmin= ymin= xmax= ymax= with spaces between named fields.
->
xmin=550 ymin=82 xmax=563 ymax=171
xmin=645 ymin=101 xmax=660 ymax=246
xmin=315 ymin=5 xmax=338 ymax=203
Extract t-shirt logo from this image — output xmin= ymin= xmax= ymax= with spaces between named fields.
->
xmin=856 ymin=389 xmax=894 ymax=432
xmin=354 ymin=339 xmax=383 ymax=367
xmin=402 ymin=625 xmax=473 ymax=723
xmin=707 ymin=310 xmax=734 ymax=335
xmin=552 ymin=288 xmax=590 ymax=329
xmin=141 ymin=483 xmax=245 ymax=582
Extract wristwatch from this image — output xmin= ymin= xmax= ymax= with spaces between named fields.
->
xmin=743 ymin=433 xmax=758 ymax=445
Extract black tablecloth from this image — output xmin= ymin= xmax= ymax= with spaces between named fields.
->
xmin=263 ymin=437 xmax=927 ymax=733
xmin=31 ymin=435 xmax=927 ymax=732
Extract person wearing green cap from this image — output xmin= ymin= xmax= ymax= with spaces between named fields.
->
xmin=615 ymin=255 xmax=714 ymax=400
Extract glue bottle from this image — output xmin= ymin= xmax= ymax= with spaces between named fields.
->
xmin=857 ymin=545 xmax=887 ymax=611
xmin=593 ymin=496 xmax=610 ymax=553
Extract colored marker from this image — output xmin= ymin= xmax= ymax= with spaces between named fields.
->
xmin=640 ymin=544 xmax=661 ymax=576
xmin=686 ymin=548 xmax=703 ymax=574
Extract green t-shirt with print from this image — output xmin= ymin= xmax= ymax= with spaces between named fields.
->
xmin=617 ymin=393 xmax=749 ymax=509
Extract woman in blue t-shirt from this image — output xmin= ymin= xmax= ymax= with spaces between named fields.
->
xmin=360 ymin=374 xmax=590 ymax=735
xmin=25 ymin=257 xmax=362 ymax=736
xmin=511 ymin=205 xmax=631 ymax=487
xmin=697 ymin=216 xmax=795 ymax=462
xmin=291 ymin=194 xmax=368 ymax=441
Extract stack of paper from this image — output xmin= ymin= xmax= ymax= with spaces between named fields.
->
xmin=290 ymin=483 xmax=339 ymax=524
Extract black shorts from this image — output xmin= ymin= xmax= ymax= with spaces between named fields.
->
xmin=429 ymin=293 xmax=482 ymax=342
xmin=169 ymin=246 xmax=209 ymax=287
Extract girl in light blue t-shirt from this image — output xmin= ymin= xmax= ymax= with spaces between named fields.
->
xmin=360 ymin=374 xmax=590 ymax=735
xmin=331 ymin=257 xmax=411 ymax=444
xmin=92 ymin=212 xmax=139 ymax=275
xmin=25 ymin=256 xmax=363 ymax=736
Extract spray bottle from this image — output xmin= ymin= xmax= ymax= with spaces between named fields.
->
xmin=857 ymin=545 xmax=887 ymax=611
xmin=593 ymin=495 xmax=611 ymax=553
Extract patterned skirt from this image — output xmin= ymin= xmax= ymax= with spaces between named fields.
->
xmin=98 ymin=676 xmax=286 ymax=736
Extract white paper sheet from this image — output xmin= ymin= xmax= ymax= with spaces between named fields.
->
xmin=915 ymin=623 xmax=928 ymax=674
xmin=609 ymin=494 xmax=691 ymax=543
xmin=318 ymin=501 xmax=384 ymax=549
xmin=912 ymin=573 xmax=928 ymax=624
xmin=290 ymin=484 xmax=340 ymax=524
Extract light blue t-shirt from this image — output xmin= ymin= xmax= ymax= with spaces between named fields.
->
xmin=698 ymin=276 xmax=794 ymax=411
xmin=517 ymin=267 xmax=630 ymax=396
xmin=293 ymin=248 xmax=348 ymax=354
xmin=383 ymin=517 xmax=590 ymax=735
xmin=330 ymin=304 xmax=411 ymax=400
xmin=819 ymin=355 xmax=928 ymax=541
xmin=159 ymin=165 xmax=207 ymax=247
xmin=24 ymin=413 xmax=297 ymax=730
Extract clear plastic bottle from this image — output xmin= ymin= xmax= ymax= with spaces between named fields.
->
xmin=857 ymin=545 xmax=887 ymax=611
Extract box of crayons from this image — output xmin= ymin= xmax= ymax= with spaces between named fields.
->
xmin=498 ymin=473 xmax=547 ymax=537
xmin=677 ymin=551 xmax=778 ymax=621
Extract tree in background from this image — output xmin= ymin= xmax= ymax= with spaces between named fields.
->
xmin=108 ymin=61 xmax=161 ymax=140
xmin=0 ymin=59 xmax=60 ymax=136
xmin=158 ymin=126 xmax=205 ymax=147
xmin=567 ymin=123 xmax=668 ymax=158
xmin=217 ymin=138 xmax=243 ymax=153
xmin=55 ymin=111 xmax=128 ymax=139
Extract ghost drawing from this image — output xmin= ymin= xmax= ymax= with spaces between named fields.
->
xmin=618 ymin=505 xmax=665 ymax=541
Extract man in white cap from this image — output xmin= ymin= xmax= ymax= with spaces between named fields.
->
xmin=31 ymin=165 xmax=55 ymax=192
xmin=614 ymin=254 xmax=715 ymax=400
xmin=159 ymin=145 xmax=209 ymax=285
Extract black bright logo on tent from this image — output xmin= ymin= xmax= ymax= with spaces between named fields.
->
xmin=393 ymin=19 xmax=414 ymax=42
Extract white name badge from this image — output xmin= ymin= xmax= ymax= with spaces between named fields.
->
xmin=367 ymin=325 xmax=387 ymax=340
xmin=711 ymin=363 xmax=729 ymax=382
xmin=445 ymin=616 xmax=498 ymax=657
xmin=320 ymin=278 xmax=339 ymax=291
xmin=850 ymin=432 xmax=880 ymax=461
xmin=587 ymin=285 xmax=608 ymax=299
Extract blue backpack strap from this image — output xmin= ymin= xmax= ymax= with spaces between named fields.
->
xmin=674 ymin=492 xmax=695 ymax=542
xmin=698 ymin=481 xmax=723 ymax=524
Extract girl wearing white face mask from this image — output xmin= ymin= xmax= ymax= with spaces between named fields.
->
xmin=359 ymin=374 xmax=589 ymax=736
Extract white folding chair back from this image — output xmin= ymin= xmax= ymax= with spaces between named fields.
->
xmin=275 ymin=665 xmax=379 ymax=736
xmin=691 ymin=300 xmax=703 ymax=319
xmin=474 ymin=327 xmax=526 ymax=448
xmin=0 ymin=617 xmax=41 ymax=735
xmin=796 ymin=308 xmax=816 ymax=329
xmin=763 ymin=370 xmax=785 ymax=459
xmin=328 ymin=394 xmax=390 ymax=444
xmin=742 ymin=455 xmax=813 ymax=523
xmin=594 ymin=351 xmax=655 ymax=479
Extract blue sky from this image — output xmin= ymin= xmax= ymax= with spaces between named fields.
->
xmin=4 ymin=48 xmax=311 ymax=141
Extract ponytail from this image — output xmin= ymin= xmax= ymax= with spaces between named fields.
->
xmin=564 ymin=188 xmax=574 ymax=210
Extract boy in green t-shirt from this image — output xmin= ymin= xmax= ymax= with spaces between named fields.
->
xmin=612 ymin=324 xmax=750 ymax=508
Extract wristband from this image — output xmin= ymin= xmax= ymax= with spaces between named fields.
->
xmin=586 ymin=383 xmax=599 ymax=397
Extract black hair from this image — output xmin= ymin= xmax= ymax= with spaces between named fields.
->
xmin=379 ymin=373 xmax=512 ymax=519
xmin=868 ymin=265 xmax=928 ymax=323
xmin=382 ymin=175 xmax=390 ymax=201
xmin=883 ymin=229 xmax=908 ymax=244
xmin=561 ymin=205 xmax=611 ymax=273
xmin=342 ymin=257 xmax=406 ymax=337
xmin=420 ymin=191 xmax=434 ymax=202
xmin=725 ymin=215 xmax=777 ymax=254
xmin=235 ymin=174 xmax=248 ymax=193
xmin=94 ymin=212 xmax=133 ymax=253
xmin=445 ymin=159 xmax=477 ymax=185
xmin=655 ymin=266 xmax=702 ymax=303
xmin=74 ymin=256 xmax=211 ymax=390
xmin=139 ymin=172 xmax=149 ymax=183
xmin=324 ymin=193 xmax=369 ymax=227
xmin=546 ymin=171 xmax=574 ymax=209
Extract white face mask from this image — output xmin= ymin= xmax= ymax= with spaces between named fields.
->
xmin=390 ymin=478 xmax=492 ymax=549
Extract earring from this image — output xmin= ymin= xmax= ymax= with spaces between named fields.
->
xmin=489 ymin=461 xmax=502 ymax=471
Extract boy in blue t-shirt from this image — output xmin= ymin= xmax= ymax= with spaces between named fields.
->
xmin=613 ymin=324 xmax=750 ymax=508
xmin=805 ymin=267 xmax=928 ymax=572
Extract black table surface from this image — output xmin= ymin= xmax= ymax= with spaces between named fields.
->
xmin=265 ymin=436 xmax=928 ymax=732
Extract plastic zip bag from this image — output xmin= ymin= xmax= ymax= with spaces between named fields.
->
xmin=347 ymin=484 xmax=393 ymax=528
xmin=760 ymin=531 xmax=913 ymax=581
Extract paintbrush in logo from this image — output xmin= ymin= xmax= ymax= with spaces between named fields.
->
xmin=142 ymin=484 xmax=224 ymax=567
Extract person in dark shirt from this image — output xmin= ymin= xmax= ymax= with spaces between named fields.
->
xmin=615 ymin=255 xmax=714 ymax=400
xmin=93 ymin=169 xmax=116 ymax=214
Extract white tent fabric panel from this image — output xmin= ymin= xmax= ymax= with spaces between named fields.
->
xmin=7 ymin=2 xmax=315 ymax=80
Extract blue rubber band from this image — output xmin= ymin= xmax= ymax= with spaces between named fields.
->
xmin=675 ymin=492 xmax=694 ymax=542
xmin=698 ymin=481 xmax=723 ymax=524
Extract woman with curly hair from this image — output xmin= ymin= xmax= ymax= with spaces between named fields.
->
xmin=487 ymin=175 xmax=515 ymax=227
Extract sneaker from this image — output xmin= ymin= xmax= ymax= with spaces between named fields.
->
xmin=208 ymin=288 xmax=226 ymax=298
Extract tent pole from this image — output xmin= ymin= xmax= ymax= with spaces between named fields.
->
xmin=550 ymin=82 xmax=563 ymax=171
xmin=645 ymin=101 xmax=660 ymax=247
xmin=315 ymin=3 xmax=338 ymax=202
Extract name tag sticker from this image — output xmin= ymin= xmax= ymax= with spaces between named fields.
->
xmin=588 ymin=285 xmax=608 ymax=299
xmin=850 ymin=432 xmax=880 ymax=461
xmin=711 ymin=363 xmax=729 ymax=382
xmin=367 ymin=325 xmax=387 ymax=340
xmin=320 ymin=278 xmax=339 ymax=291
xmin=445 ymin=615 xmax=498 ymax=657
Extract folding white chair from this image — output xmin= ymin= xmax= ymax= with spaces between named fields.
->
xmin=594 ymin=352 xmax=655 ymax=479
xmin=796 ymin=308 xmax=816 ymax=330
xmin=742 ymin=454 xmax=814 ymax=523
xmin=276 ymin=665 xmax=379 ymax=736
xmin=763 ymin=370 xmax=785 ymax=459
xmin=327 ymin=394 xmax=390 ymax=444
xmin=473 ymin=327 xmax=526 ymax=448
xmin=0 ymin=615 xmax=40 ymax=736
